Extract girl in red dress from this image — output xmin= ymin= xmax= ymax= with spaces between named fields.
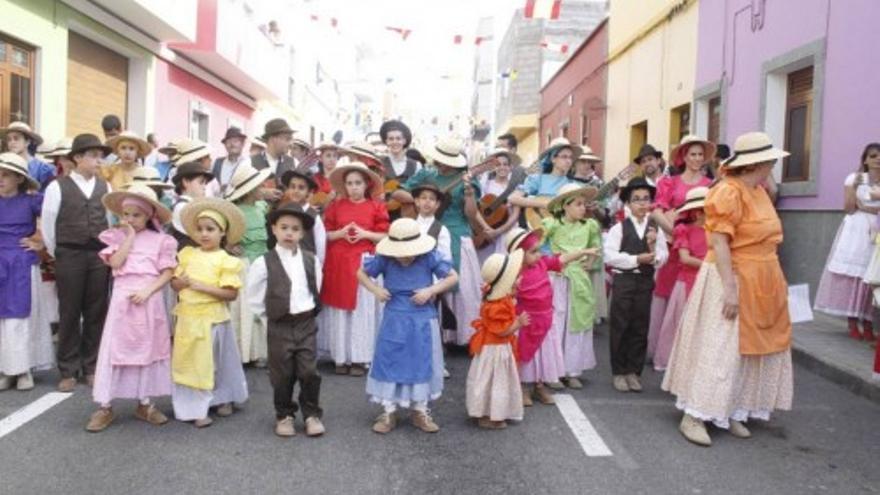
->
xmin=320 ymin=158 xmax=389 ymax=376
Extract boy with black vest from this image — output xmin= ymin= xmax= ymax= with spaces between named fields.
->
xmin=246 ymin=203 xmax=325 ymax=438
xmin=603 ymin=178 xmax=668 ymax=394
xmin=40 ymin=134 xmax=113 ymax=392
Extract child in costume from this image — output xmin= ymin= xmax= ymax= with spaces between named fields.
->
xmin=171 ymin=198 xmax=248 ymax=427
xmin=86 ymin=184 xmax=177 ymax=432
xmin=357 ymin=218 xmax=458 ymax=434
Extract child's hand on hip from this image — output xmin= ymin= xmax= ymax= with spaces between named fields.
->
xmin=129 ymin=287 xmax=153 ymax=304
xmin=410 ymin=287 xmax=434 ymax=305
xmin=373 ymin=287 xmax=391 ymax=302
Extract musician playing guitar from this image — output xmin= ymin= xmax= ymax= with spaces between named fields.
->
xmin=390 ymin=137 xmax=494 ymax=348
xmin=475 ymin=147 xmax=524 ymax=253
xmin=379 ymin=120 xmax=422 ymax=220
xmin=508 ymin=137 xmax=582 ymax=231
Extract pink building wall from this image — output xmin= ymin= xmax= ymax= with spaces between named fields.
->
xmin=695 ymin=0 xmax=880 ymax=210
xmin=152 ymin=59 xmax=254 ymax=155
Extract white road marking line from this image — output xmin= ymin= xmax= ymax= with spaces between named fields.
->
xmin=555 ymin=393 xmax=613 ymax=457
xmin=0 ymin=392 xmax=72 ymax=439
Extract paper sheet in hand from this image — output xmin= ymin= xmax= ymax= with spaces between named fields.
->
xmin=788 ymin=284 xmax=813 ymax=324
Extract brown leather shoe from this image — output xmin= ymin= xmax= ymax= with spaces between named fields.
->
xmin=372 ymin=412 xmax=396 ymax=434
xmin=86 ymin=408 xmax=115 ymax=432
xmin=215 ymin=403 xmax=234 ymax=417
xmin=534 ymin=384 xmax=555 ymax=405
xmin=521 ymin=386 xmax=533 ymax=407
xmin=411 ymin=410 xmax=440 ymax=433
xmin=334 ymin=365 xmax=350 ymax=375
xmin=85 ymin=374 xmax=96 ymax=387
xmin=135 ymin=404 xmax=169 ymax=426
xmin=349 ymin=364 xmax=366 ymax=377
xmin=305 ymin=416 xmax=325 ymax=437
xmin=275 ymin=416 xmax=296 ymax=437
xmin=58 ymin=377 xmax=77 ymax=393
xmin=625 ymin=374 xmax=643 ymax=392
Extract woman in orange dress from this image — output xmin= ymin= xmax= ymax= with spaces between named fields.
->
xmin=662 ymin=132 xmax=794 ymax=447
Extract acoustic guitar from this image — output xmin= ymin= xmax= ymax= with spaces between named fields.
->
xmin=384 ymin=178 xmax=417 ymax=219
xmin=523 ymin=163 xmax=638 ymax=230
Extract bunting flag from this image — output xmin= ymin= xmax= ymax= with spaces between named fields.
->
xmin=330 ymin=18 xmax=338 ymax=28
xmin=500 ymin=69 xmax=519 ymax=80
xmin=453 ymin=34 xmax=463 ymax=45
xmin=524 ymin=0 xmax=562 ymax=20
xmin=475 ymin=36 xmax=488 ymax=46
xmin=541 ymin=40 xmax=569 ymax=54
xmin=386 ymin=26 xmax=413 ymax=40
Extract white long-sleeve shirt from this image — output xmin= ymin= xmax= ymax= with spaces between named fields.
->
xmin=247 ymin=245 xmax=323 ymax=319
xmin=603 ymin=215 xmax=668 ymax=272
xmin=311 ymin=213 xmax=327 ymax=263
xmin=416 ymin=214 xmax=452 ymax=262
xmin=41 ymin=171 xmax=113 ymax=257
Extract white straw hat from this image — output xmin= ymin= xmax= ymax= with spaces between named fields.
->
xmin=173 ymin=139 xmax=210 ymax=165
xmin=488 ymin=146 xmax=522 ymax=167
xmin=106 ymin=131 xmax=151 ymax=158
xmin=180 ymin=197 xmax=246 ymax=245
xmin=127 ymin=166 xmax=173 ymax=190
xmin=673 ymin=135 xmax=717 ymax=167
xmin=481 ymin=250 xmax=524 ymax=301
xmin=102 ymin=183 xmax=172 ymax=224
xmin=375 ymin=218 xmax=437 ymax=258
xmin=547 ymin=183 xmax=599 ymax=213
xmin=723 ymin=132 xmax=790 ymax=168
xmin=223 ymin=162 xmax=272 ymax=202
xmin=0 ymin=152 xmax=39 ymax=190
xmin=328 ymin=157 xmax=384 ymax=198
xmin=505 ymin=227 xmax=543 ymax=253
xmin=425 ymin=137 xmax=467 ymax=168
xmin=577 ymin=145 xmax=601 ymax=162
xmin=676 ymin=186 xmax=709 ymax=215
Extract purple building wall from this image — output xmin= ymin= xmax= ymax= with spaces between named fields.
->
xmin=696 ymin=0 xmax=880 ymax=211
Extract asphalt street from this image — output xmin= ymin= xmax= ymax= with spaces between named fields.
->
xmin=1 ymin=326 xmax=878 ymax=495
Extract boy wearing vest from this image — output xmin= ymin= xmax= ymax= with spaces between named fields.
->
xmin=603 ymin=178 xmax=668 ymax=394
xmin=40 ymin=134 xmax=113 ymax=392
xmin=279 ymin=170 xmax=326 ymax=262
xmin=247 ymin=203 xmax=325 ymax=438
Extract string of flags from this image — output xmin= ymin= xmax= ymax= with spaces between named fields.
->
xmin=541 ymin=40 xmax=569 ymax=54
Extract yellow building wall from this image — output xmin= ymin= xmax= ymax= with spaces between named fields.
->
xmin=604 ymin=0 xmax=699 ymax=176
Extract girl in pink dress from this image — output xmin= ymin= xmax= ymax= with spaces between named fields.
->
xmin=86 ymin=184 xmax=177 ymax=432
xmin=653 ymin=187 xmax=708 ymax=371
xmin=647 ymin=136 xmax=713 ymax=363
xmin=505 ymin=227 xmax=594 ymax=406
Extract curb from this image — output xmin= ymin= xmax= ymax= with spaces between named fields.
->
xmin=791 ymin=343 xmax=880 ymax=405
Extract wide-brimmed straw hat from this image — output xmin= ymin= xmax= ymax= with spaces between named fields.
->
xmin=547 ymin=184 xmax=599 ymax=213
xmin=181 ymin=197 xmax=246 ymax=245
xmin=45 ymin=138 xmax=74 ymax=158
xmin=106 ymin=131 xmax=151 ymax=158
xmin=68 ymin=133 xmax=112 ymax=159
xmin=102 ymin=183 xmax=172 ymax=224
xmin=328 ymin=157 xmax=384 ymax=198
xmin=722 ymin=132 xmax=790 ymax=169
xmin=426 ymin=137 xmax=467 ymax=168
xmin=224 ymin=162 xmax=272 ymax=202
xmin=577 ymin=145 xmax=601 ymax=162
xmin=0 ymin=122 xmax=43 ymax=147
xmin=379 ymin=120 xmax=413 ymax=148
xmin=250 ymin=137 xmax=267 ymax=150
xmin=376 ymin=218 xmax=436 ymax=258
xmin=158 ymin=140 xmax=181 ymax=157
xmin=291 ymin=137 xmax=311 ymax=150
xmin=488 ymin=146 xmax=522 ymax=167
xmin=173 ymin=139 xmax=210 ymax=165
xmin=267 ymin=202 xmax=315 ymax=230
xmin=539 ymin=137 xmax=583 ymax=163
xmin=676 ymin=186 xmax=709 ymax=215
xmin=505 ymin=227 xmax=543 ymax=253
xmin=672 ymin=135 xmax=717 ymax=168
xmin=128 ymin=166 xmax=173 ymax=190
xmin=482 ymin=250 xmax=524 ymax=301
xmin=344 ymin=142 xmax=384 ymax=170
xmin=0 ymin=152 xmax=39 ymax=190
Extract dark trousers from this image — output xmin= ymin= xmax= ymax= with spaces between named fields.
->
xmin=609 ymin=273 xmax=654 ymax=376
xmin=267 ymin=312 xmax=322 ymax=419
xmin=54 ymin=246 xmax=110 ymax=378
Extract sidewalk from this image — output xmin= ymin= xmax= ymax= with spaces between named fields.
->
xmin=793 ymin=313 xmax=879 ymax=404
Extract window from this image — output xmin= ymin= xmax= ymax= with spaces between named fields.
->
xmin=669 ymin=103 xmax=691 ymax=145
xmin=782 ymin=66 xmax=813 ymax=182
xmin=707 ymin=97 xmax=721 ymax=144
xmin=0 ymin=35 xmax=35 ymax=126
xmin=630 ymin=121 xmax=647 ymax=162
xmin=189 ymin=100 xmax=210 ymax=142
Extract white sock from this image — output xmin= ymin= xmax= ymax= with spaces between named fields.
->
xmin=382 ymin=402 xmax=397 ymax=414
xmin=413 ymin=402 xmax=428 ymax=413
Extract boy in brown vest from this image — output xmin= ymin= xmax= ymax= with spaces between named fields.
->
xmin=40 ymin=134 xmax=113 ymax=392
xmin=246 ymin=203 xmax=324 ymax=438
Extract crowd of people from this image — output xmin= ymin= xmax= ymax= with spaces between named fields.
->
xmin=1 ymin=113 xmax=874 ymax=447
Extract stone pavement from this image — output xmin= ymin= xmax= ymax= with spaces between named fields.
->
xmin=793 ymin=313 xmax=880 ymax=403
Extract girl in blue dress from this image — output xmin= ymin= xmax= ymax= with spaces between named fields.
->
xmin=357 ymin=218 xmax=458 ymax=434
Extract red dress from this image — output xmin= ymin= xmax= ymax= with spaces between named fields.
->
xmin=672 ymin=222 xmax=708 ymax=295
xmin=320 ymin=197 xmax=390 ymax=310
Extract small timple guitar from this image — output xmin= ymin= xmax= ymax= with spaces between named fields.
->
xmin=523 ymin=163 xmax=638 ymax=230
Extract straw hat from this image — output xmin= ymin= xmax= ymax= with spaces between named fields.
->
xmin=102 ymin=183 xmax=172 ymax=224
xmin=180 ymin=197 xmax=246 ymax=245
xmin=425 ymin=137 xmax=467 ymax=168
xmin=540 ymin=137 xmax=583 ymax=163
xmin=481 ymin=250 xmax=524 ymax=301
xmin=128 ymin=166 xmax=173 ymax=190
xmin=376 ymin=218 xmax=437 ymax=258
xmin=0 ymin=152 xmax=39 ymax=190
xmin=676 ymin=186 xmax=709 ymax=215
xmin=68 ymin=133 xmax=112 ymax=159
xmin=722 ymin=132 xmax=789 ymax=168
xmin=315 ymin=141 xmax=340 ymax=153
xmin=173 ymin=139 xmax=210 ymax=165
xmin=328 ymin=157 xmax=384 ymax=198
xmin=224 ymin=162 xmax=272 ymax=202
xmin=158 ymin=140 xmax=181 ymax=158
xmin=106 ymin=131 xmax=151 ymax=158
xmin=505 ymin=227 xmax=543 ymax=253
xmin=45 ymin=138 xmax=73 ymax=158
xmin=344 ymin=142 xmax=384 ymax=170
xmin=291 ymin=137 xmax=311 ymax=150
xmin=267 ymin=202 xmax=315 ymax=230
xmin=672 ymin=135 xmax=717 ymax=167
xmin=488 ymin=146 xmax=522 ymax=167
xmin=250 ymin=137 xmax=267 ymax=150
xmin=577 ymin=145 xmax=601 ymax=162
xmin=0 ymin=122 xmax=43 ymax=146
xmin=547 ymin=184 xmax=599 ymax=213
